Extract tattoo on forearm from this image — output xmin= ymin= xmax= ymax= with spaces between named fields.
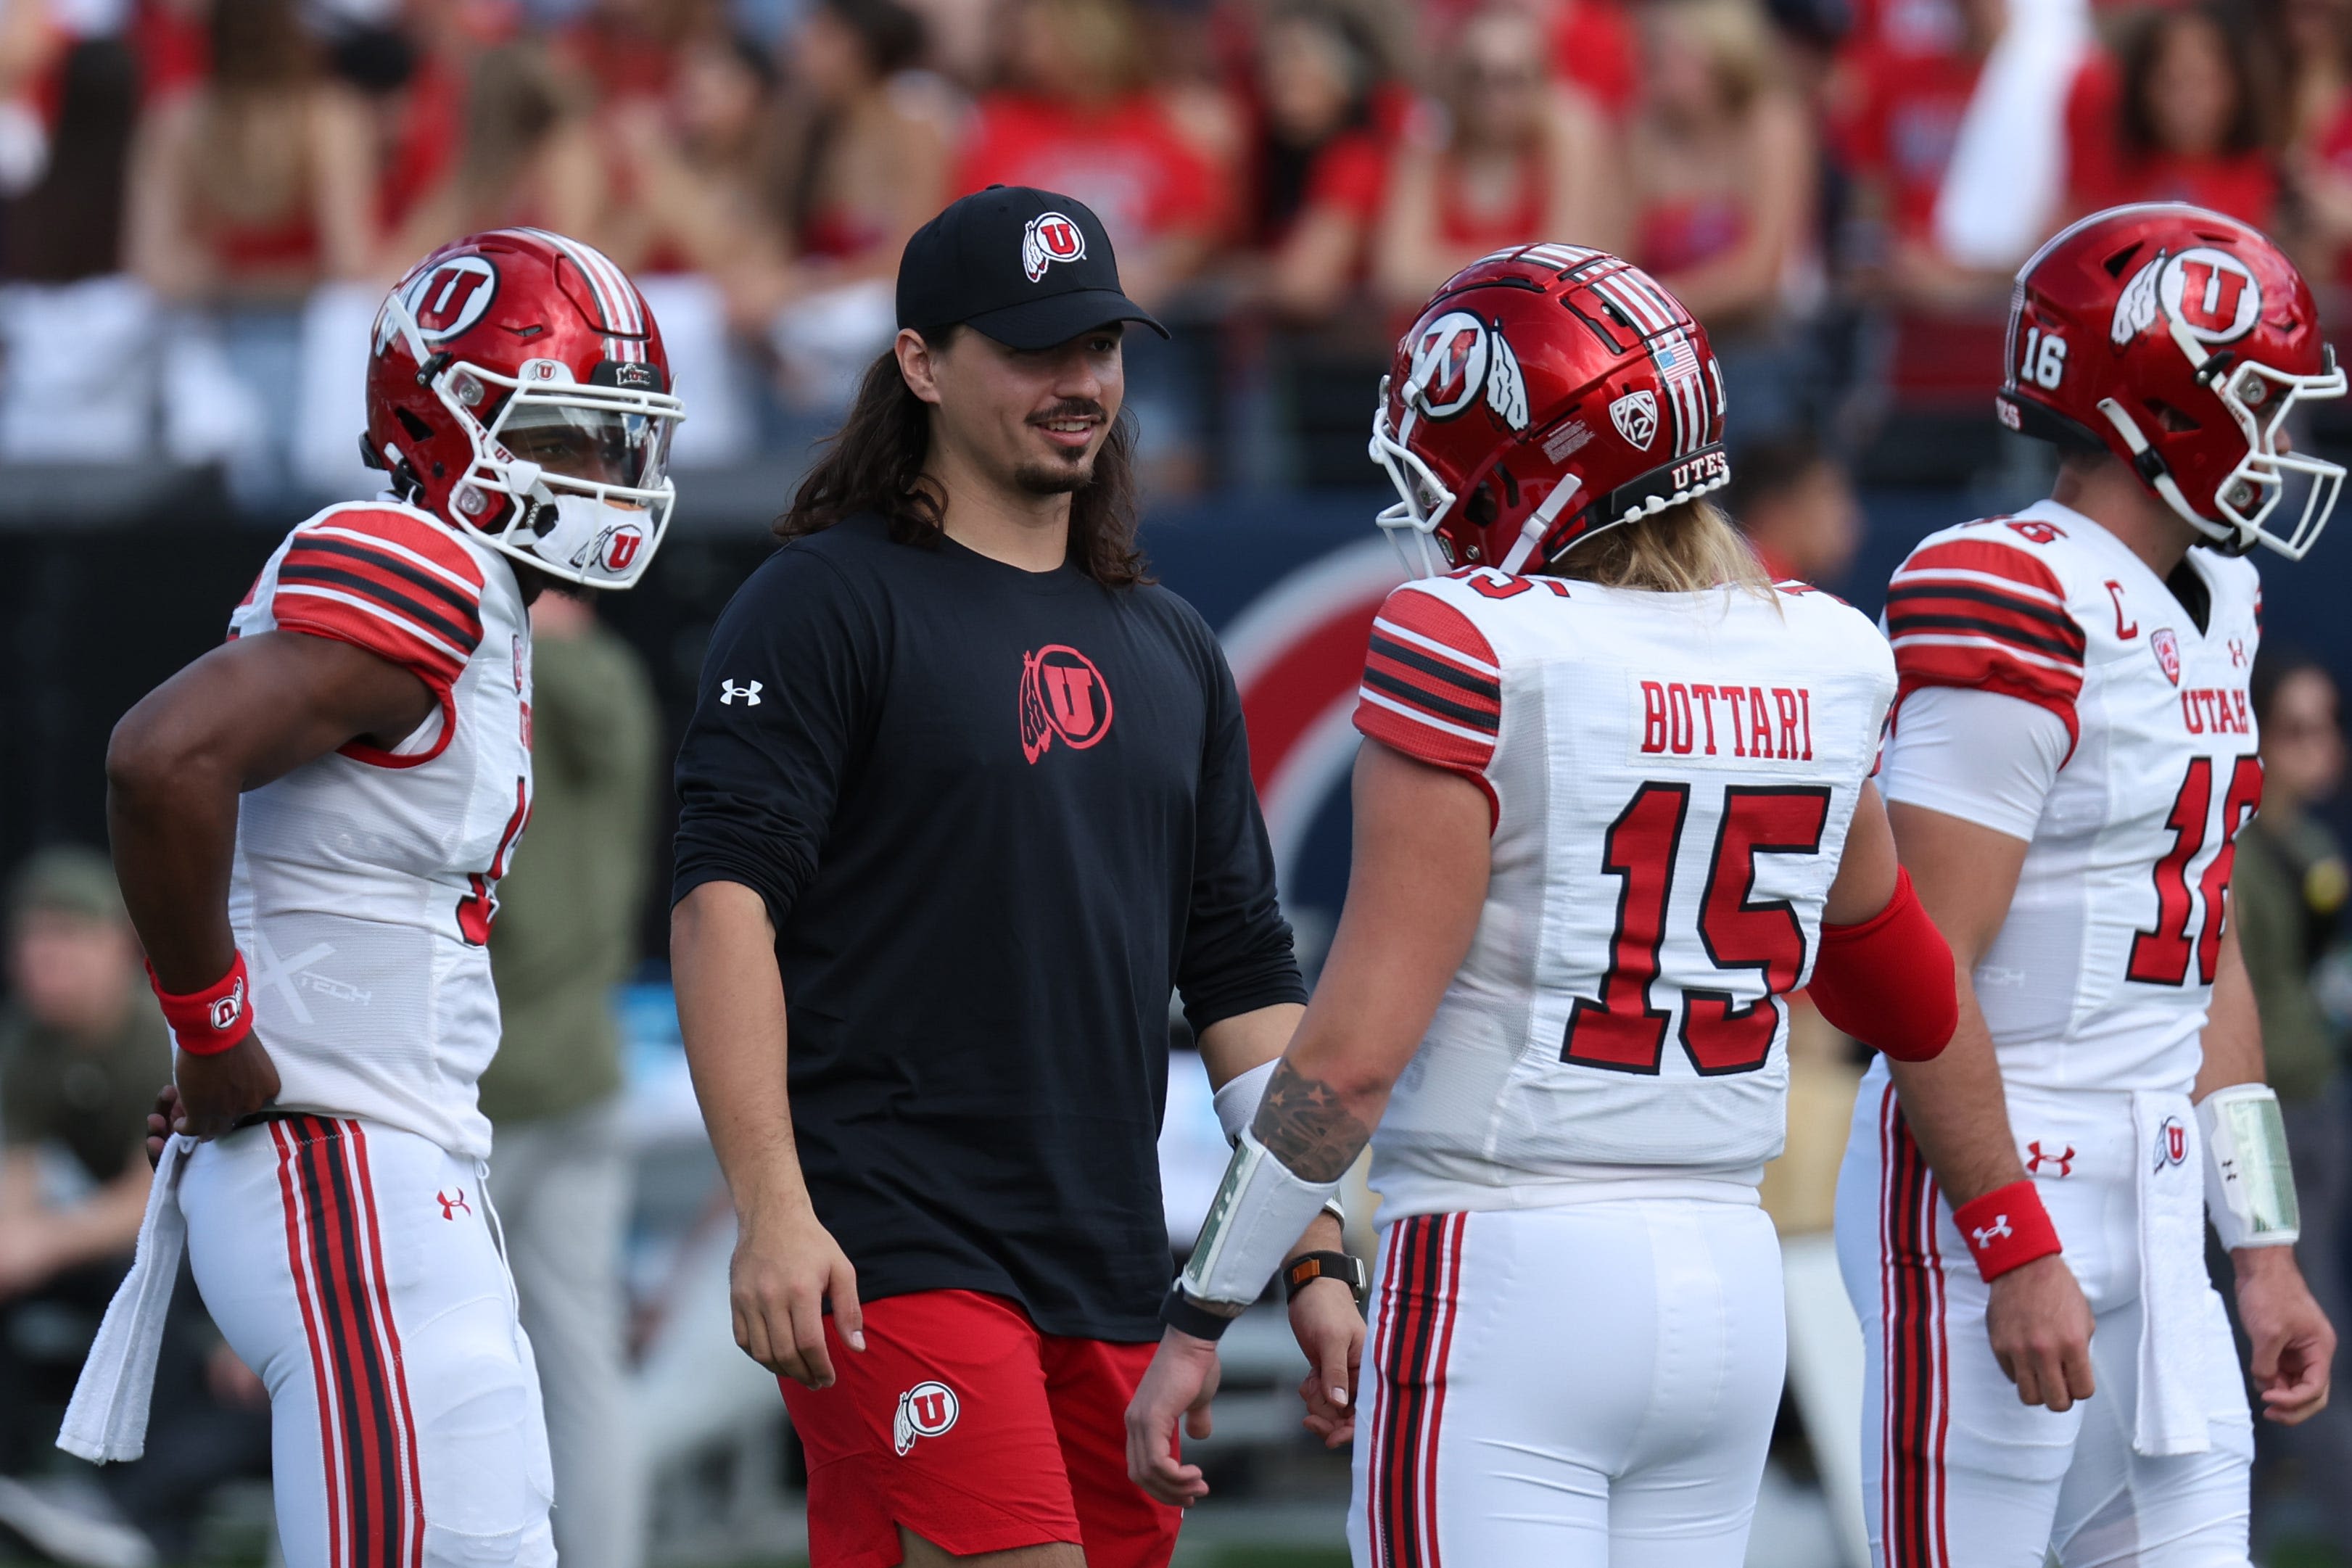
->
xmin=1251 ymin=1060 xmax=1372 ymax=1183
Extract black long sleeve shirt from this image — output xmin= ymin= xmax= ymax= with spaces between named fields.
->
xmin=672 ymin=515 xmax=1305 ymax=1340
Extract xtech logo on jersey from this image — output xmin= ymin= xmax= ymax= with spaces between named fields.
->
xmin=1018 ymin=645 xmax=1113 ymax=763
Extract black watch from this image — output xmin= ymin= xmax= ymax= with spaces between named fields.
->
xmin=1283 ymin=1250 xmax=1368 ymax=1306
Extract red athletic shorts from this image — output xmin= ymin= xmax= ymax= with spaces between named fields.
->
xmin=780 ymin=1290 xmax=1181 ymax=1568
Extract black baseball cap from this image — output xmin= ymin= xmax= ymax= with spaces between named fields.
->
xmin=895 ymin=186 xmax=1168 ymax=350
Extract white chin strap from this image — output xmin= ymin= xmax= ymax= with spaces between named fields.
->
xmin=1178 ymin=1129 xmax=1342 ymax=1308
xmin=2199 ymin=1084 xmax=2300 ymax=1249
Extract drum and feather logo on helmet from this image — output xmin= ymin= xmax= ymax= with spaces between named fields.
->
xmin=1403 ymin=310 xmax=1529 ymax=432
xmin=1021 ymin=212 xmax=1087 ymax=282
xmin=2112 ymin=247 xmax=2263 ymax=349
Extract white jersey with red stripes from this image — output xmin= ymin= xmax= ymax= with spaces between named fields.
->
xmin=224 ymin=500 xmax=533 ymax=1160
xmin=1879 ymin=498 xmax=2261 ymax=1096
xmin=1351 ymin=566 xmax=1896 ymax=1216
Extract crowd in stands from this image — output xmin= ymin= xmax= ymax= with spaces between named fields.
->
xmin=1 ymin=0 xmax=2350 ymax=496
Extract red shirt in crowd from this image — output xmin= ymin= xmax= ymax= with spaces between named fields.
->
xmin=1551 ymin=0 xmax=1638 ymax=120
xmin=1840 ymin=37 xmax=1981 ymax=245
xmin=2063 ymin=53 xmax=2278 ymax=228
xmin=1296 ymin=128 xmax=1387 ymax=232
xmin=955 ymin=93 xmax=1221 ymax=249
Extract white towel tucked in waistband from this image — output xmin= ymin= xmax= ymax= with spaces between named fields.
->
xmin=57 ymin=1136 xmax=191 ymax=1464
xmin=2132 ymin=1089 xmax=2212 ymax=1456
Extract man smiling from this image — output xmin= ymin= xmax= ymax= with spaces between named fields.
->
xmin=669 ymin=188 xmax=1349 ymax=1568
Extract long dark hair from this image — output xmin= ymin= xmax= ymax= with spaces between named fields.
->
xmin=777 ymin=337 xmax=1152 ymax=587
xmin=2121 ymin=4 xmax=2274 ymax=160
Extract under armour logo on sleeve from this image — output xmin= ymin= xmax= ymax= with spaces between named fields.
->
xmin=1971 ymin=1216 xmax=2013 ymax=1249
xmin=720 ymin=680 xmax=763 ymax=706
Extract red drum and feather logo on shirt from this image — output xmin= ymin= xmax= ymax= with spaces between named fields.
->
xmin=1018 ymin=645 xmax=1114 ymax=763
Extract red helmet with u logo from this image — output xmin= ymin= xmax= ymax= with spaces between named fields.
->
xmin=1370 ymin=244 xmax=1733 ymax=577
xmin=365 ymin=228 xmax=686 ymax=588
xmin=1997 ymin=203 xmax=2345 ymax=561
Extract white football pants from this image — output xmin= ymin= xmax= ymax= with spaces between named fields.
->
xmin=1348 ymin=1200 xmax=1786 ymax=1568
xmin=180 ymin=1115 xmax=556 ymax=1567
xmin=1833 ymin=1071 xmax=2253 ymax=1568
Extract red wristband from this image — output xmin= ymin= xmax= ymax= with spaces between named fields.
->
xmin=148 ymin=954 xmax=255 ymax=1057
xmin=1951 ymin=1180 xmax=2063 ymax=1282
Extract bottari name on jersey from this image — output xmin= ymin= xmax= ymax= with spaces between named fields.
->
xmin=1633 ymin=675 xmax=1819 ymax=766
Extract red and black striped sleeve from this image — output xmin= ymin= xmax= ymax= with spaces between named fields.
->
xmin=1353 ymin=586 xmax=1503 ymax=815
xmin=270 ymin=509 xmax=487 ymax=693
xmin=1883 ymin=538 xmax=2085 ymax=756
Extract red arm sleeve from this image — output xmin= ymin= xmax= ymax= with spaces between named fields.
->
xmin=269 ymin=508 xmax=487 ymax=695
xmin=1353 ymin=585 xmax=1502 ymax=825
xmin=1883 ymin=536 xmax=2085 ymax=760
xmin=1809 ymin=867 xmax=1957 ymax=1061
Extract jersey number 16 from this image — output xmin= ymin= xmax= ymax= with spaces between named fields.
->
xmin=1564 ymin=782 xmax=1831 ymax=1078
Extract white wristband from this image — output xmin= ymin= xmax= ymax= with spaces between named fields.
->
xmin=2199 ymin=1084 xmax=2301 ymax=1250
xmin=1212 ymin=1060 xmax=1279 ymax=1146
xmin=1179 ymin=1128 xmax=1342 ymax=1308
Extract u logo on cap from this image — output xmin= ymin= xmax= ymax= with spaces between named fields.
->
xmin=1023 ymin=213 xmax=1087 ymax=282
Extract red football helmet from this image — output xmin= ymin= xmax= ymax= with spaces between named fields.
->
xmin=1998 ymin=203 xmax=2345 ymax=560
xmin=366 ymin=228 xmax=685 ymax=589
xmin=1371 ymin=244 xmax=1732 ymax=577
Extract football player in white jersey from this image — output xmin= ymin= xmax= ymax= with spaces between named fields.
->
xmin=64 ymin=229 xmax=683 ymax=1567
xmin=1833 ymin=203 xmax=2340 ymax=1568
xmin=1125 ymin=247 xmax=1958 ymax=1567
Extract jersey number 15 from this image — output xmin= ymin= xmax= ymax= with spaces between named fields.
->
xmin=1564 ymin=782 xmax=1831 ymax=1077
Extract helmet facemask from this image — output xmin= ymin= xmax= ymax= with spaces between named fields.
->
xmin=2099 ymin=315 xmax=2348 ymax=561
xmin=1369 ymin=379 xmax=1461 ymax=579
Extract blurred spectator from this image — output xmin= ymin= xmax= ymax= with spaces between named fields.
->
xmin=2225 ymin=652 xmax=2352 ymax=1553
xmin=1232 ymin=1 xmax=1387 ymax=323
xmin=0 ymin=36 xmax=138 ymax=283
xmin=2266 ymin=0 xmax=2351 ymax=156
xmin=1725 ymin=433 xmax=1861 ymax=582
xmin=330 ymin=22 xmax=466 ymax=260
xmin=123 ymin=0 xmax=379 ymax=302
xmin=383 ymin=40 xmax=605 ymax=268
xmin=606 ymin=30 xmax=775 ymax=277
xmin=482 ymin=589 xmax=661 ymax=1568
xmin=1627 ymin=0 xmax=1816 ymax=329
xmin=956 ymin=0 xmax=1220 ymax=308
xmin=553 ymin=0 xmax=713 ymax=104
xmin=1550 ymin=0 xmax=1641 ymax=121
xmin=0 ymin=846 xmax=267 ymax=1567
xmin=2063 ymin=3 xmax=2279 ymax=228
xmin=1372 ymin=5 xmax=1616 ymax=308
xmin=690 ymin=0 xmax=946 ymax=412
xmin=1839 ymin=0 xmax=2011 ymax=309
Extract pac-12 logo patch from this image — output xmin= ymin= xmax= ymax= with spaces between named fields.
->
xmin=1019 ymin=645 xmax=1114 ymax=763
xmin=894 ymin=1381 xmax=959 ymax=1455
xmin=2151 ymin=627 xmax=2182 ymax=686
xmin=1022 ymin=212 xmax=1086 ymax=282
xmin=1610 ymin=389 xmax=1660 ymax=451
